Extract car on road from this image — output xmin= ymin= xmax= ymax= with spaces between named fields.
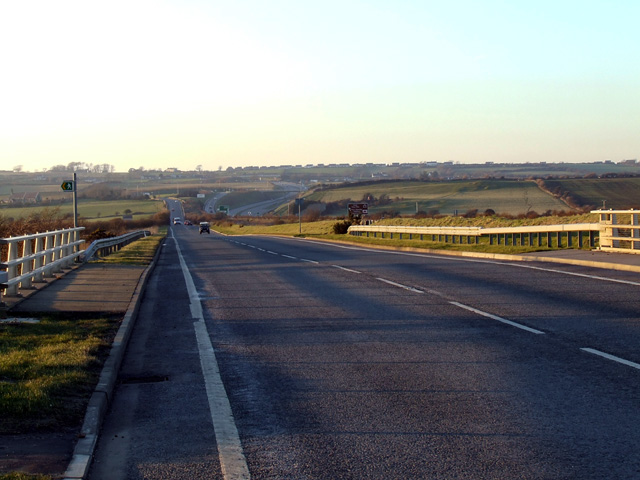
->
xmin=173 ymin=217 xmax=182 ymax=225
xmin=184 ymin=220 xmax=192 ymax=226
xmin=199 ymin=222 xmax=210 ymax=234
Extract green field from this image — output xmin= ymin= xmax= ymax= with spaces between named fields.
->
xmin=541 ymin=178 xmax=640 ymax=209
xmin=0 ymin=199 xmax=165 ymax=221
xmin=304 ymin=179 xmax=570 ymax=215
xmin=219 ymin=190 xmax=291 ymax=209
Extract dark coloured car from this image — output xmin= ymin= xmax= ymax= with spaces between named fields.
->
xmin=199 ymin=222 xmax=210 ymax=234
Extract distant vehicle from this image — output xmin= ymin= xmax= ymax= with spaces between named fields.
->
xmin=173 ymin=217 xmax=181 ymax=225
xmin=184 ymin=220 xmax=192 ymax=226
xmin=199 ymin=222 xmax=210 ymax=234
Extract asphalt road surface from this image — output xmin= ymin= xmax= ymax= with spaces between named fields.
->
xmin=89 ymin=227 xmax=640 ymax=479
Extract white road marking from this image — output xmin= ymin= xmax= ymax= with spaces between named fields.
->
xmin=267 ymin=251 xmax=278 ymax=255
xmin=581 ymin=348 xmax=640 ymax=371
xmin=282 ymin=255 xmax=298 ymax=260
xmin=173 ymin=234 xmax=251 ymax=479
xmin=298 ymin=239 xmax=640 ymax=287
xmin=450 ymin=301 xmax=545 ymax=334
xmin=376 ymin=278 xmax=424 ymax=294
xmin=332 ymin=265 xmax=362 ymax=274
xmin=300 ymin=258 xmax=319 ymax=264
xmin=257 ymin=248 xmax=265 ymax=252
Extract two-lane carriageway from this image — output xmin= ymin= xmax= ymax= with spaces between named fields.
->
xmin=90 ymin=226 xmax=640 ymax=479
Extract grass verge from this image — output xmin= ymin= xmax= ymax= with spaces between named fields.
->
xmin=91 ymin=227 xmax=167 ymax=265
xmin=0 ymin=474 xmax=51 ymax=480
xmin=0 ymin=315 xmax=120 ymax=434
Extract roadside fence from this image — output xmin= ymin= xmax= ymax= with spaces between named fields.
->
xmin=0 ymin=227 xmax=85 ymax=301
xmin=1 ymin=228 xmax=150 ymax=305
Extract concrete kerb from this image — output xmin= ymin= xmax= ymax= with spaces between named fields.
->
xmin=62 ymin=238 xmax=165 ymax=480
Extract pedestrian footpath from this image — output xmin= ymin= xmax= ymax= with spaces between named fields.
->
xmin=4 ymin=263 xmax=146 ymax=315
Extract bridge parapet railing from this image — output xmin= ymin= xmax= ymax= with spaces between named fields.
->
xmin=1 ymin=228 xmax=151 ymax=305
xmin=347 ymin=223 xmax=601 ymax=249
xmin=0 ymin=227 xmax=85 ymax=302
xmin=592 ymin=209 xmax=640 ymax=254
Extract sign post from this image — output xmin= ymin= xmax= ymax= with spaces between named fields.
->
xmin=295 ymin=198 xmax=304 ymax=234
xmin=348 ymin=203 xmax=368 ymax=219
xmin=61 ymin=174 xmax=78 ymax=228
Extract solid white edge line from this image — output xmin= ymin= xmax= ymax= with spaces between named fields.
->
xmin=332 ymin=265 xmax=362 ymax=274
xmin=376 ymin=277 xmax=424 ymax=293
xmin=450 ymin=301 xmax=545 ymax=335
xmin=581 ymin=348 xmax=640 ymax=370
xmin=173 ymin=235 xmax=251 ymax=479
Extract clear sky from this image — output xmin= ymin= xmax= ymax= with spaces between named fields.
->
xmin=2 ymin=0 xmax=639 ymax=172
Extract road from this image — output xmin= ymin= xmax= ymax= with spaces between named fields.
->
xmin=89 ymin=227 xmax=640 ymax=479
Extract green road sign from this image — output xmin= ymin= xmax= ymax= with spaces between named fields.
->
xmin=218 ymin=205 xmax=229 ymax=213
xmin=61 ymin=180 xmax=74 ymax=191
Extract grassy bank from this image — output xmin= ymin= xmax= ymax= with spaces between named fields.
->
xmin=91 ymin=227 xmax=167 ymax=265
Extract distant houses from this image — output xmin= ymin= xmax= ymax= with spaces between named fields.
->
xmin=9 ymin=192 xmax=41 ymax=204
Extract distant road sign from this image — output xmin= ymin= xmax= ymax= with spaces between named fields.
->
xmin=348 ymin=203 xmax=368 ymax=215
xmin=218 ymin=205 xmax=229 ymax=213
xmin=61 ymin=180 xmax=74 ymax=191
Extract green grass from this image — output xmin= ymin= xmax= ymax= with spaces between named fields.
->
xmin=0 ymin=474 xmax=51 ymax=480
xmin=0 ymin=199 xmax=165 ymax=221
xmin=213 ymin=220 xmax=337 ymax=236
xmin=219 ymin=190 xmax=291 ymax=209
xmin=91 ymin=228 xmax=166 ymax=265
xmin=304 ymin=179 xmax=569 ymax=215
xmin=372 ymin=213 xmax=599 ymax=228
xmin=542 ymin=177 xmax=640 ymax=209
xmin=0 ymin=316 xmax=120 ymax=434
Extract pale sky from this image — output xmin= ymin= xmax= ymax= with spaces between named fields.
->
xmin=2 ymin=0 xmax=639 ymax=172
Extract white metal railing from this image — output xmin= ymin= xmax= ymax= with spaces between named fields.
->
xmin=592 ymin=209 xmax=640 ymax=254
xmin=1 ymin=228 xmax=151 ymax=304
xmin=0 ymin=227 xmax=85 ymax=300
